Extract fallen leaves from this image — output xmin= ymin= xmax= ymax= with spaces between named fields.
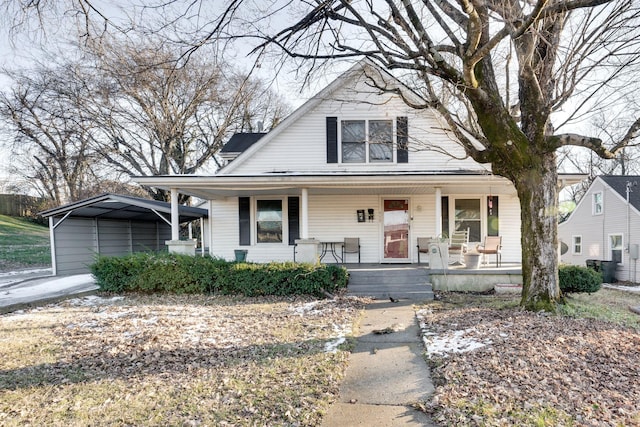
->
xmin=0 ymin=293 xmax=367 ymax=426
xmin=419 ymin=294 xmax=640 ymax=426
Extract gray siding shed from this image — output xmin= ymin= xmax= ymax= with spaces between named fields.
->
xmin=40 ymin=193 xmax=206 ymax=276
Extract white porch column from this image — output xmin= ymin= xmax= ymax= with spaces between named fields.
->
xmin=435 ymin=187 xmax=442 ymax=237
xmin=294 ymin=187 xmax=319 ymax=263
xmin=301 ymin=187 xmax=309 ymax=239
xmin=165 ymin=187 xmax=196 ymax=255
xmin=170 ymin=188 xmax=180 ymax=241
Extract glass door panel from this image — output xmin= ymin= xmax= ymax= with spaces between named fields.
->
xmin=383 ymin=199 xmax=409 ymax=260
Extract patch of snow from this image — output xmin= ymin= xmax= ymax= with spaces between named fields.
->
xmin=422 ymin=329 xmax=488 ymax=357
xmin=324 ymin=337 xmax=346 ymax=353
xmin=324 ymin=322 xmax=351 ymax=353
xmin=66 ymin=295 xmax=123 ymax=306
xmin=290 ymin=301 xmax=322 ymax=316
xmin=417 ymin=309 xmax=490 ymax=358
xmin=0 ymin=268 xmax=52 ymax=278
xmin=0 ymin=274 xmax=95 ymax=302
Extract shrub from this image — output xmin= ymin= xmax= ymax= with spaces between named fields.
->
xmin=90 ymin=253 xmax=348 ymax=297
xmin=559 ymin=264 xmax=602 ymax=294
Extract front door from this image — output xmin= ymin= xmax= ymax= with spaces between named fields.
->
xmin=383 ymin=199 xmax=410 ymax=261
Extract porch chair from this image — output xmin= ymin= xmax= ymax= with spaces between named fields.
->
xmin=448 ymin=228 xmax=469 ymax=264
xmin=342 ymin=237 xmax=361 ymax=264
xmin=416 ymin=237 xmax=431 ymax=264
xmin=476 ymin=236 xmax=502 ymax=267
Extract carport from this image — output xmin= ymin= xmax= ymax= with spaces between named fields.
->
xmin=40 ymin=193 xmax=208 ymax=276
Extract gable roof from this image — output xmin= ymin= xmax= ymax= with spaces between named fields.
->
xmin=39 ymin=193 xmax=207 ymax=223
xmin=219 ymin=132 xmax=266 ymax=161
xmin=218 ymin=59 xmax=427 ymax=175
xmin=600 ymin=175 xmax=640 ymax=210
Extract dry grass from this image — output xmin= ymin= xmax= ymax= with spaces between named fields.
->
xmin=0 ymin=294 xmax=366 ymax=426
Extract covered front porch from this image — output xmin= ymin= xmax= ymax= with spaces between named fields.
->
xmin=134 ymin=172 xmax=582 ymax=266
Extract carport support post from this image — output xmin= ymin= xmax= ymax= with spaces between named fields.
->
xmin=49 ymin=216 xmax=57 ymax=275
xmin=171 ymin=188 xmax=180 ymax=241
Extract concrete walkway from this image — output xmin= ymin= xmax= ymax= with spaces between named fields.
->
xmin=322 ymin=300 xmax=436 ymax=426
xmin=0 ymin=272 xmax=98 ymax=314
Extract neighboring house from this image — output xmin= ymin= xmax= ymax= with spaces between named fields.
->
xmin=135 ymin=60 xmax=581 ymax=265
xmin=559 ymin=175 xmax=640 ymax=282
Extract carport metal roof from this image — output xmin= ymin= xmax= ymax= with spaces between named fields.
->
xmin=39 ymin=193 xmax=208 ymax=223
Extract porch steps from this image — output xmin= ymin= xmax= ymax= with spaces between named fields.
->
xmin=345 ymin=265 xmax=433 ymax=301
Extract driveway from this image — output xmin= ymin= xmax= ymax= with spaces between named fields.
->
xmin=0 ymin=270 xmax=98 ymax=313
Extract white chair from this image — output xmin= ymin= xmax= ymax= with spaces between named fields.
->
xmin=448 ymin=228 xmax=469 ymax=264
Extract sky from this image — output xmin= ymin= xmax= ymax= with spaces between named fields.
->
xmin=0 ymin=2 xmax=332 ymax=190
xmin=0 ymin=1 xmax=634 ymax=196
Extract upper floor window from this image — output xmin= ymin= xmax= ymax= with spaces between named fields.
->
xmin=593 ymin=192 xmax=603 ymax=215
xmin=341 ymin=119 xmax=393 ymax=163
xmin=572 ymin=235 xmax=582 ymax=255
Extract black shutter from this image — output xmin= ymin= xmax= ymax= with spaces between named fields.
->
xmin=238 ymin=197 xmax=251 ymax=246
xmin=326 ymin=116 xmax=338 ymax=163
xmin=441 ymin=196 xmax=449 ymax=238
xmin=288 ymin=197 xmax=300 ymax=245
xmin=487 ymin=196 xmax=499 ymax=236
xmin=397 ymin=116 xmax=408 ymax=163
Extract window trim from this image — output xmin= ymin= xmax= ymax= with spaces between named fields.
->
xmin=592 ymin=191 xmax=603 ymax=216
xmin=254 ymin=197 xmax=287 ymax=245
xmin=339 ymin=119 xmax=395 ymax=164
xmin=608 ymin=233 xmax=623 ymax=265
xmin=572 ymin=235 xmax=582 ymax=255
xmin=451 ymin=197 xmax=482 ymax=243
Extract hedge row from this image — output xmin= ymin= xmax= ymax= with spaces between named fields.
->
xmin=89 ymin=252 xmax=348 ymax=297
xmin=559 ymin=264 xmax=602 ymax=294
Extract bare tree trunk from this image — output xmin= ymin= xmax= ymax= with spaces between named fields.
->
xmin=514 ymin=151 xmax=564 ymax=310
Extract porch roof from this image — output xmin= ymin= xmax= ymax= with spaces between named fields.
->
xmin=134 ymin=172 xmax=586 ymax=200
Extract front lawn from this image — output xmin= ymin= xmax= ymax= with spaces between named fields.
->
xmin=0 ymin=294 xmax=365 ymax=426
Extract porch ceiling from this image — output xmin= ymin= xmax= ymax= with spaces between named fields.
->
xmin=133 ymin=172 xmax=585 ymax=200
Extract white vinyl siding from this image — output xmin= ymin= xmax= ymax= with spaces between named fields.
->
xmin=208 ymin=192 xmax=522 ymax=264
xmin=224 ymin=71 xmax=481 ymax=175
xmin=572 ymin=235 xmax=582 ymax=255
xmin=492 ymin=195 xmax=521 ymax=264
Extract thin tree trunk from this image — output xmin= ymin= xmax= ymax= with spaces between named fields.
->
xmin=515 ymin=151 xmax=564 ymax=310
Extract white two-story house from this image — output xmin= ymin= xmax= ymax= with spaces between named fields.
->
xmin=136 ymin=60 xmax=580 ymax=265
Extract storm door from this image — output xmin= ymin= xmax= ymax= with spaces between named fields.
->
xmin=383 ymin=199 xmax=410 ymax=261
